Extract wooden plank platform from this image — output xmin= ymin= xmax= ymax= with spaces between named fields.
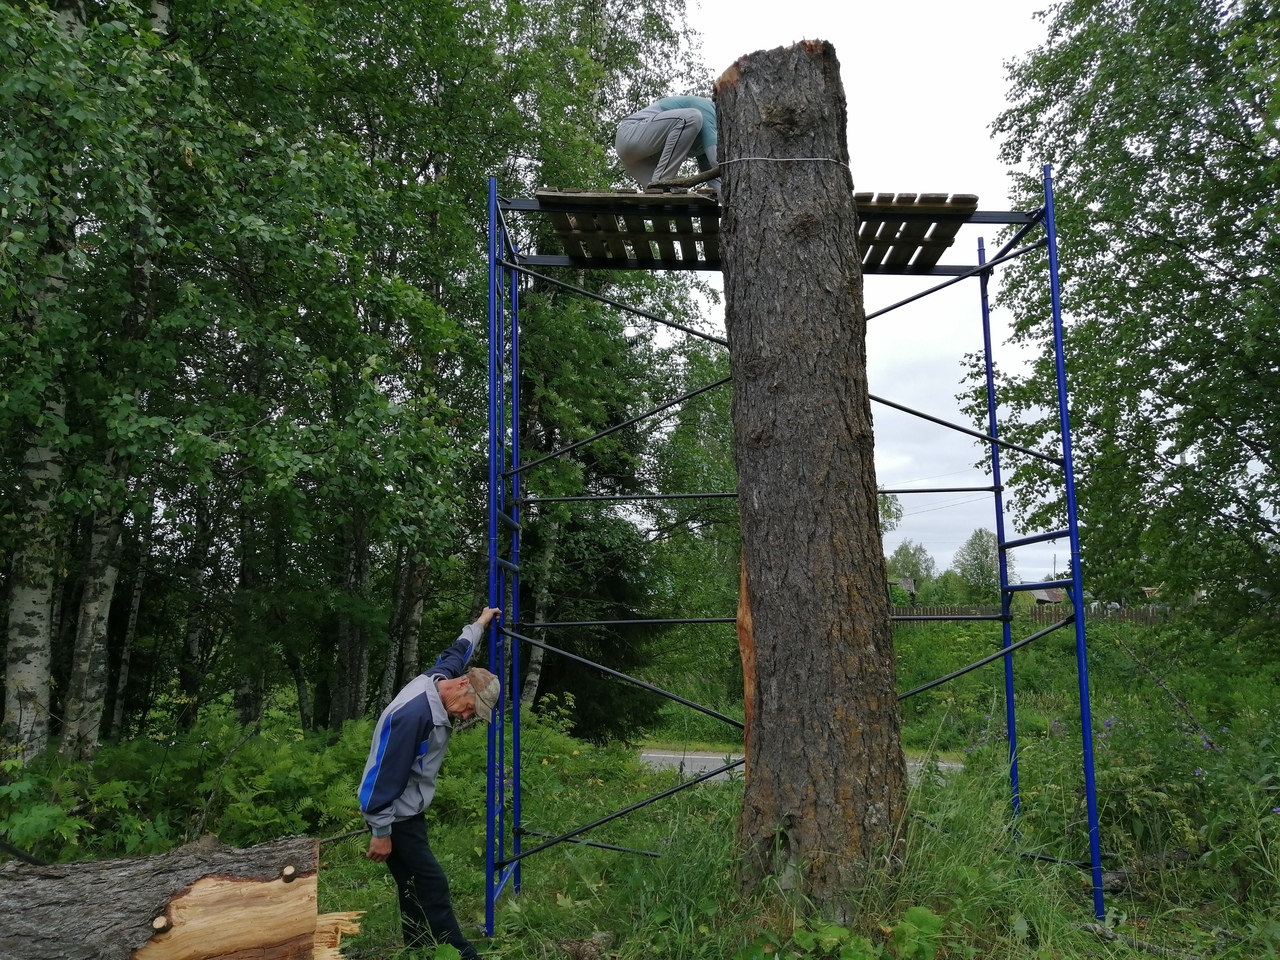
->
xmin=532 ymin=189 xmax=720 ymax=270
xmin=512 ymin=188 xmax=981 ymax=274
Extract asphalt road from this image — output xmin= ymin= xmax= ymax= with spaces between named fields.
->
xmin=640 ymin=750 xmax=961 ymax=783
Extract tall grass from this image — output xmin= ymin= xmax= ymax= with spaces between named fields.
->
xmin=2 ymin=617 xmax=1277 ymax=957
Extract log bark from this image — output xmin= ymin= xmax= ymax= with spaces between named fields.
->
xmin=0 ymin=836 xmax=359 ymax=960
xmin=715 ymin=40 xmax=907 ymax=919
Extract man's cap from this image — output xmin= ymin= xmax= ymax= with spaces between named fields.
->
xmin=467 ymin=667 xmax=501 ymax=723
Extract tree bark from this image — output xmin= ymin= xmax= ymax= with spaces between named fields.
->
xmin=332 ymin=512 xmax=370 ymax=725
xmin=58 ymin=509 xmax=124 ymax=759
xmin=378 ymin=549 xmax=426 ymax=711
xmin=0 ymin=835 xmax=359 ymax=959
xmin=3 ymin=425 xmax=65 ymax=760
xmin=177 ymin=496 xmax=213 ymax=731
xmin=397 ymin=572 xmax=424 ymax=684
xmin=108 ymin=508 xmax=152 ymax=739
xmin=520 ymin=516 xmax=562 ymax=707
xmin=715 ymin=40 xmax=907 ymax=919
xmin=285 ymin=650 xmax=313 ymax=732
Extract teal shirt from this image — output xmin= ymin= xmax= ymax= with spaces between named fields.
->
xmin=656 ymin=96 xmax=717 ymax=161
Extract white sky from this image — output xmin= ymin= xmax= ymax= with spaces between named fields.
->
xmin=684 ymin=0 xmax=1070 ymax=581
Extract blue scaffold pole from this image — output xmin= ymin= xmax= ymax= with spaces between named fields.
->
xmin=506 ymin=199 xmax=524 ymax=902
xmin=485 ymin=176 xmax=501 ymax=935
xmin=1043 ymin=163 xmax=1106 ymax=919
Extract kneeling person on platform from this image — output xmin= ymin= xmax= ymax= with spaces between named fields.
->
xmin=359 ymin=607 xmax=502 ymax=959
xmin=615 ymin=95 xmax=720 ymax=196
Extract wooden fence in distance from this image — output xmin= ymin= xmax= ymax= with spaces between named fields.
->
xmin=891 ymin=605 xmax=1166 ymax=627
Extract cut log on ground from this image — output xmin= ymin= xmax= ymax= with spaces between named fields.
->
xmin=0 ymin=835 xmax=361 ymax=959
xmin=715 ymin=40 xmax=908 ymax=920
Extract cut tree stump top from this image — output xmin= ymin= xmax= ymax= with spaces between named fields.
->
xmin=512 ymin=188 xmax=981 ymax=274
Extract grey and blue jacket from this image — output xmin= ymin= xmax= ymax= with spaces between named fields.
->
xmin=358 ymin=621 xmax=485 ymax=837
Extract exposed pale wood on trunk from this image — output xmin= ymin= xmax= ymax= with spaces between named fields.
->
xmin=0 ymin=836 xmax=359 ymax=960
xmin=715 ymin=39 xmax=907 ymax=919
xmin=735 ymin=555 xmax=756 ymax=773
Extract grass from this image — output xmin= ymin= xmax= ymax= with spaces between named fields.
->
xmin=4 ymin=617 xmax=1277 ymax=958
xmin=317 ymin=707 xmax=1279 ymax=959
xmin=317 ymin=616 xmax=1280 ymax=958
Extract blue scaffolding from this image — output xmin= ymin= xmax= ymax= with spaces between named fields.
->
xmin=484 ymin=164 xmax=1105 ymax=932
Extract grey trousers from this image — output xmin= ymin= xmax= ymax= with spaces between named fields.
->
xmin=615 ymin=105 xmax=717 ymax=190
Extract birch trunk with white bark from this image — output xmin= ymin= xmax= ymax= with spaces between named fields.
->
xmin=3 ymin=427 xmax=65 ymax=760
xmin=58 ymin=511 xmax=123 ymax=759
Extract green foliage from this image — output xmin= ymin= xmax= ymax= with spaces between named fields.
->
xmin=0 ymin=704 xmax=370 ymax=861
xmin=988 ymin=0 xmax=1280 ymax=625
xmin=950 ymin=529 xmax=1010 ymax=604
xmin=737 ymin=921 xmax=880 ymax=959
xmin=2 ymin=634 xmax=1278 ymax=959
xmin=887 ymin=540 xmax=937 ymax=593
xmin=2 ymin=0 xmax=713 ymax=747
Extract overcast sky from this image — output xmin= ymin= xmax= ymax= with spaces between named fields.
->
xmin=682 ymin=1 xmax=1070 ymax=580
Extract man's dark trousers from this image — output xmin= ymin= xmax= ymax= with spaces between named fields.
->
xmin=387 ymin=815 xmax=481 ymax=958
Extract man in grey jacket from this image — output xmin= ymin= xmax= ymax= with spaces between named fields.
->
xmin=359 ymin=607 xmax=502 ymax=958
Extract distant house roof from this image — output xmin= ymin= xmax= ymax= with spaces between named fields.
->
xmin=1030 ymin=588 xmax=1066 ymax=604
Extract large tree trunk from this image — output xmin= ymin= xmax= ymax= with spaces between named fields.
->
xmin=58 ymin=508 xmax=124 ymax=759
xmin=0 ymin=835 xmax=360 ymax=960
xmin=716 ymin=40 xmax=907 ymax=919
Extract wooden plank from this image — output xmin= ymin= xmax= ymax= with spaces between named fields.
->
xmin=621 ymin=212 xmax=656 ymax=263
xmin=573 ymin=214 xmax=611 ymax=261
xmin=861 ymin=192 xmax=904 ymax=267
xmin=532 ymin=188 xmax=978 ymax=273
xmin=914 ymin=195 xmax=978 ymax=268
xmin=547 ymin=210 xmax=585 ymax=260
xmin=885 ymin=193 xmax=952 ymax=268
xmin=650 ymin=214 xmax=680 ymax=262
xmin=882 ymin=193 xmax=923 ymax=269
xmin=673 ymin=211 xmax=699 ymax=263
xmin=853 ymin=192 xmax=978 ymax=218
xmin=536 ymin=188 xmax=717 ymax=212
xmin=595 ymin=212 xmax=630 ymax=261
